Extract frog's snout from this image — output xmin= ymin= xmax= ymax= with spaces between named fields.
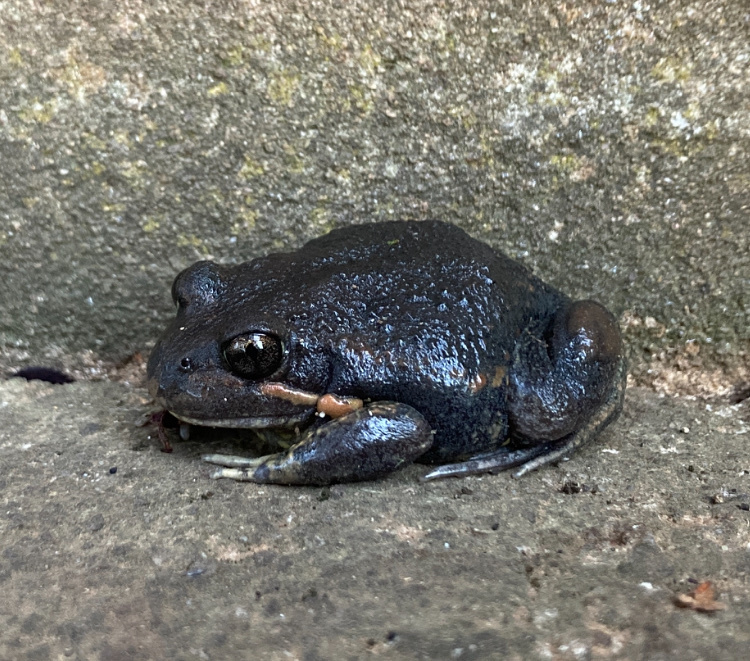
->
xmin=146 ymin=339 xmax=168 ymax=401
xmin=146 ymin=341 xmax=189 ymax=406
xmin=146 ymin=358 xmax=173 ymax=408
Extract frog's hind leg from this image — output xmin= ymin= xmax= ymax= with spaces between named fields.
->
xmin=203 ymin=402 xmax=433 ymax=485
xmin=421 ymin=355 xmax=626 ymax=481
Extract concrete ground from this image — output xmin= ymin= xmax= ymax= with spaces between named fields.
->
xmin=1 ymin=375 xmax=748 ymax=660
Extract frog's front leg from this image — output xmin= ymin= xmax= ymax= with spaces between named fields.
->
xmin=203 ymin=402 xmax=432 ymax=485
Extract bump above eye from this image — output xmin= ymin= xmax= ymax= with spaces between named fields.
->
xmin=223 ymin=332 xmax=283 ymax=380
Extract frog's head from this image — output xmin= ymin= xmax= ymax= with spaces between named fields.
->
xmin=147 ymin=260 xmax=329 ymax=429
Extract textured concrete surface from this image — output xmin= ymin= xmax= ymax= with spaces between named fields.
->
xmin=0 ymin=0 xmax=748 ymax=393
xmin=1 ymin=378 xmax=749 ymax=660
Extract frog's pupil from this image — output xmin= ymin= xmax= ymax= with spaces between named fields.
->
xmin=224 ymin=332 xmax=282 ymax=380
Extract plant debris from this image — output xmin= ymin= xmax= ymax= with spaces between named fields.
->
xmin=674 ymin=581 xmax=726 ymax=612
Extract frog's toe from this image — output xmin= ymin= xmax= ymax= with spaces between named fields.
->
xmin=209 ymin=466 xmax=262 ymax=481
xmin=204 ymin=452 xmax=283 ymax=482
xmin=202 ymin=453 xmax=268 ymax=468
xmin=420 ymin=444 xmax=554 ymax=481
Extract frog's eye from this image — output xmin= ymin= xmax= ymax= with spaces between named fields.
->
xmin=223 ymin=332 xmax=283 ymax=380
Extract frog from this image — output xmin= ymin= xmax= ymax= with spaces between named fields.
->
xmin=146 ymin=220 xmax=625 ymax=485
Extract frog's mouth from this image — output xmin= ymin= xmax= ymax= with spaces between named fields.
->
xmin=149 ymin=378 xmax=322 ymax=437
xmin=168 ymin=409 xmax=314 ymax=430
xmin=158 ymin=382 xmax=363 ymax=441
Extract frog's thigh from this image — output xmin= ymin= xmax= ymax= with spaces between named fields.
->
xmin=511 ymin=354 xmax=626 ymax=477
xmin=422 ymin=355 xmax=626 ymax=481
xmin=203 ymin=402 xmax=433 ymax=485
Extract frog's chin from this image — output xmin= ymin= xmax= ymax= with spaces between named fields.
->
xmin=169 ymin=410 xmax=313 ymax=430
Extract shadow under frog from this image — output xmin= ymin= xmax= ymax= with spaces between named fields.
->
xmin=147 ymin=220 xmax=625 ymax=485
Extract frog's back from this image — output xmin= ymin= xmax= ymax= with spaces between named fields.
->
xmin=288 ymin=220 xmax=561 ymax=338
xmin=229 ymin=220 xmax=564 ymax=380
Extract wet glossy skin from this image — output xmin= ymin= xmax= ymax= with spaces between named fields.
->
xmin=147 ymin=220 xmax=625 ymax=485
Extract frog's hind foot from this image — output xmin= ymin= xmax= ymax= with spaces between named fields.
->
xmin=420 ymin=443 xmax=559 ymax=481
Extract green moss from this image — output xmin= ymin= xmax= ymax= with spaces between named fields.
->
xmin=461 ymin=111 xmax=478 ymax=130
xmin=207 ymin=81 xmax=229 ymax=97
xmin=176 ymin=234 xmax=208 ymax=253
xmin=683 ymin=102 xmax=701 ymax=121
xmin=120 ymin=160 xmax=148 ymax=185
xmin=651 ymin=56 xmax=692 ymax=84
xmin=267 ymin=69 xmax=300 ymax=107
xmin=348 ymin=84 xmax=373 ymax=114
xmin=17 ymin=98 xmax=57 ymax=124
xmin=359 ymin=44 xmax=381 ymax=74
xmin=309 ymin=206 xmax=330 ymax=227
xmin=56 ymin=51 xmax=106 ymax=98
xmin=8 ymin=48 xmax=23 ymax=66
xmin=232 ymin=207 xmax=258 ymax=235
xmin=702 ymin=119 xmax=720 ymax=141
xmin=223 ymin=44 xmax=245 ymax=67
xmin=198 ymin=186 xmax=226 ymax=207
xmin=248 ymin=35 xmax=272 ymax=53
xmin=549 ymin=153 xmax=578 ymax=172
xmin=82 ymin=132 xmax=108 ymax=151
xmin=283 ymin=143 xmax=306 ymax=174
xmin=112 ymin=130 xmax=132 ymax=147
xmin=469 ymin=130 xmax=497 ymax=169
xmin=142 ymin=218 xmax=160 ymax=233
xmin=316 ymin=29 xmax=344 ymax=53
xmin=649 ymin=137 xmax=692 ymax=157
xmin=238 ymin=155 xmax=265 ymax=179
xmin=644 ymin=107 xmax=660 ymax=127
xmin=308 ymin=197 xmax=336 ymax=233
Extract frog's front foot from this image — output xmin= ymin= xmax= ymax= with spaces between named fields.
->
xmin=202 ymin=402 xmax=432 ymax=485
xmin=202 ymin=453 xmax=270 ymax=470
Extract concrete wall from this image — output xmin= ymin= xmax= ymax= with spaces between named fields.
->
xmin=1 ymin=1 xmax=747 ymax=395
